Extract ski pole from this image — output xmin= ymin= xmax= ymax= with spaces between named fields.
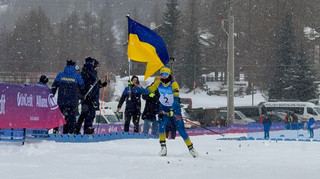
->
xmin=161 ymin=111 xmax=225 ymax=137
xmin=78 ymin=78 xmax=100 ymax=106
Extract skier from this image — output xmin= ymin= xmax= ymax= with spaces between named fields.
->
xmin=134 ymin=66 xmax=198 ymax=158
xmin=75 ymin=57 xmax=109 ymax=134
xmin=52 ymin=59 xmax=84 ymax=134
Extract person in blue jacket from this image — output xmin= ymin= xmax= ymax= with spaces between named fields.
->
xmin=75 ymin=57 xmax=109 ymax=134
xmin=117 ymin=75 xmax=142 ymax=133
xmin=51 ymin=59 xmax=84 ymax=134
xmin=308 ymin=117 xmax=315 ymax=138
xmin=262 ymin=114 xmax=272 ymax=139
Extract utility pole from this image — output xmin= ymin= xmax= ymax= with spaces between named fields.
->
xmin=252 ymin=83 xmax=254 ymax=105
xmin=227 ymin=0 xmax=235 ymax=125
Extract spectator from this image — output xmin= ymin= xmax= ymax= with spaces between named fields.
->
xmin=38 ymin=75 xmax=49 ymax=87
xmin=75 ymin=57 xmax=109 ymax=134
xmin=134 ymin=66 xmax=198 ymax=158
xmin=308 ymin=117 xmax=315 ymax=138
xmin=117 ymin=75 xmax=142 ymax=133
xmin=284 ymin=112 xmax=293 ymax=129
xmin=51 ymin=59 xmax=84 ymax=134
xmin=262 ymin=114 xmax=272 ymax=139
xmin=142 ymin=77 xmax=160 ymax=136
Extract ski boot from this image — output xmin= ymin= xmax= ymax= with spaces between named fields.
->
xmin=158 ymin=142 xmax=167 ymax=156
xmin=188 ymin=143 xmax=199 ymax=158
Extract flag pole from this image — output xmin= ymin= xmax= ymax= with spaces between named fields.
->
xmin=126 ymin=13 xmax=131 ymax=80
xmin=126 ymin=13 xmax=132 ymax=100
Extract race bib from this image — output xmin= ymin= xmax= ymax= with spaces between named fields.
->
xmin=158 ymin=84 xmax=174 ymax=106
xmin=159 ymin=93 xmax=174 ymax=106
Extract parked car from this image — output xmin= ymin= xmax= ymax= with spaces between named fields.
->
xmin=220 ymin=110 xmax=256 ymax=124
xmin=94 ymin=108 xmax=124 ymax=124
xmin=265 ymin=111 xmax=287 ymax=123
xmin=220 ymin=106 xmax=262 ymax=123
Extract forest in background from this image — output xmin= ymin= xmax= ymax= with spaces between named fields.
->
xmin=0 ymin=0 xmax=320 ymax=101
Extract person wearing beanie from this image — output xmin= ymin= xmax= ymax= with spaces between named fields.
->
xmin=134 ymin=66 xmax=199 ymax=158
xmin=51 ymin=59 xmax=84 ymax=134
xmin=75 ymin=57 xmax=109 ymax=134
xmin=66 ymin=59 xmax=76 ymax=66
xmin=38 ymin=75 xmax=49 ymax=86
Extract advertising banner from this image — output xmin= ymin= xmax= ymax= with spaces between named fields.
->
xmin=0 ymin=83 xmax=65 ymax=129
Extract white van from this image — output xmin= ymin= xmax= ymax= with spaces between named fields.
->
xmin=261 ymin=102 xmax=320 ymax=121
xmin=220 ymin=110 xmax=256 ymax=124
xmin=93 ymin=108 xmax=124 ymax=124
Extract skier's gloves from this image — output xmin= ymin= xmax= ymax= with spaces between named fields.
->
xmin=128 ymin=80 xmax=133 ymax=86
xmin=149 ymin=93 xmax=155 ymax=98
xmin=169 ymin=109 xmax=174 ymax=117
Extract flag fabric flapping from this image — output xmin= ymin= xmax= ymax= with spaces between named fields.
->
xmin=127 ymin=16 xmax=169 ymax=80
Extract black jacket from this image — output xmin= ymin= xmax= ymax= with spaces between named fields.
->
xmin=81 ymin=64 xmax=107 ymax=109
xmin=141 ymin=85 xmax=160 ymax=121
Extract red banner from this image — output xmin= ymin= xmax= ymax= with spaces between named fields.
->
xmin=0 ymin=83 xmax=65 ymax=129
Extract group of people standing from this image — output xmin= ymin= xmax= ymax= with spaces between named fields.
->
xmin=51 ymin=57 xmax=109 ymax=135
xmin=40 ymin=61 xmax=198 ymax=157
xmin=262 ymin=114 xmax=317 ymax=139
xmin=116 ymin=66 xmax=198 ymax=157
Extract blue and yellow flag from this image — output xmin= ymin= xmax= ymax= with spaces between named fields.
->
xmin=127 ymin=16 xmax=169 ymax=80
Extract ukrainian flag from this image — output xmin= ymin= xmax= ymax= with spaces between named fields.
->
xmin=127 ymin=16 xmax=169 ymax=80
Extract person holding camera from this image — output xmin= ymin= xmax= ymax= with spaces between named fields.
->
xmin=75 ymin=57 xmax=109 ymax=134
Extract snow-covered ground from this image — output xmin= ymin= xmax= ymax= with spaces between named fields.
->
xmin=1 ymin=133 xmax=320 ymax=179
xmin=1 ymin=81 xmax=320 ymax=179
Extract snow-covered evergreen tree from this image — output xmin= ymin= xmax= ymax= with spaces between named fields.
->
xmin=269 ymin=14 xmax=317 ymax=101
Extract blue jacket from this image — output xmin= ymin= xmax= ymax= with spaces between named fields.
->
xmin=52 ymin=65 xmax=84 ymax=106
xmin=262 ymin=117 xmax=272 ymax=130
xmin=308 ymin=118 xmax=315 ymax=130
xmin=118 ymin=86 xmax=142 ymax=113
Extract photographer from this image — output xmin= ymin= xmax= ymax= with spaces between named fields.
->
xmin=75 ymin=57 xmax=109 ymax=134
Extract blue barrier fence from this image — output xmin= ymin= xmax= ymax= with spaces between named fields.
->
xmin=2 ymin=121 xmax=320 ymax=143
xmin=247 ymin=121 xmax=320 ymax=140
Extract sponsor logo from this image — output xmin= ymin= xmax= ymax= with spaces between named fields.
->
xmin=17 ymin=92 xmax=33 ymax=107
xmin=36 ymin=95 xmax=48 ymax=108
xmin=48 ymin=94 xmax=59 ymax=110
